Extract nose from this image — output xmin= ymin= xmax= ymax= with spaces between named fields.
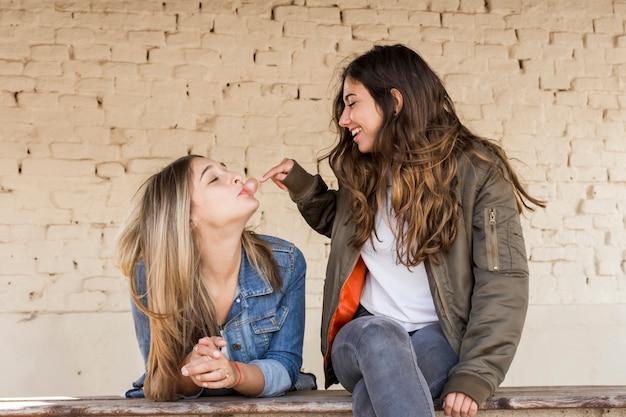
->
xmin=231 ymin=172 xmax=243 ymax=184
xmin=338 ymin=106 xmax=351 ymax=127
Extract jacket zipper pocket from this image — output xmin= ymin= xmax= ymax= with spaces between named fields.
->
xmin=485 ymin=208 xmax=499 ymax=271
xmin=429 ymin=263 xmax=462 ymax=343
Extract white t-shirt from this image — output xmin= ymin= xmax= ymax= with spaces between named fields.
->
xmin=360 ymin=197 xmax=439 ymax=332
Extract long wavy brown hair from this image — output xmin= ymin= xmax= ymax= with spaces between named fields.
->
xmin=327 ymin=44 xmax=545 ymax=267
xmin=116 ymin=155 xmax=281 ymax=401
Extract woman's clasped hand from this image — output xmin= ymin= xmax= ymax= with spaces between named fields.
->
xmin=181 ymin=337 xmax=239 ymax=390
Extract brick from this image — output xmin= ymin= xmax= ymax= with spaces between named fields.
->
xmin=597 ymin=260 xmax=622 ymax=276
xmin=580 ymin=199 xmax=618 ymax=215
xmin=593 ymin=17 xmax=624 ymax=34
xmin=591 ymin=184 xmax=626 ymax=200
xmin=377 ymin=10 xmax=409 ymax=25
xmin=563 ymin=215 xmax=592 ymax=231
xmin=550 ymin=31 xmax=582 ymax=46
xmin=255 ymin=50 xmax=293 ymax=66
xmin=460 ymin=0 xmax=486 ymax=13
xmin=603 ymin=130 xmax=626 ymax=149
xmin=74 ymin=258 xmax=106 ymax=276
xmin=0 ymin=60 xmax=23 ymax=76
xmin=65 ymin=291 xmax=107 ymax=311
xmin=63 ymin=60 xmax=106 ymax=78
xmin=273 ymin=5 xmax=308 ymax=20
xmin=75 ymin=77 xmax=114 ymax=94
xmin=588 ymin=92 xmax=620 ymax=110
xmin=584 ymin=33 xmax=614 ymax=49
xmin=430 ymin=0 xmax=461 ymax=12
xmin=283 ymin=20 xmax=317 ymax=38
xmin=23 ymin=61 xmax=63 ymax=77
xmin=0 ymin=75 xmax=36 ymax=92
xmin=55 ymin=27 xmax=96 ymax=44
xmin=407 ymin=11 xmax=441 ymax=27
xmin=111 ymin=44 xmax=148 ymax=63
xmin=73 ymin=45 xmax=112 ymax=61
xmin=600 ymin=151 xmax=626 ymax=168
xmin=306 ymin=7 xmax=341 ymax=25
xmin=539 ymin=74 xmax=571 ymax=91
xmin=488 ymin=0 xmax=521 ymax=13
xmin=212 ymin=13 xmax=248 ymax=35
xmin=16 ymin=91 xmax=57 ymax=108
xmin=516 ymin=29 xmax=550 ymax=44
xmin=30 ymin=44 xmax=69 ymax=61
xmin=483 ymin=29 xmax=516 ymax=45
xmin=21 ymin=158 xmax=95 ymax=177
xmin=530 ymin=246 xmax=566 ymax=262
xmin=164 ymin=32 xmax=200 ymax=48
xmin=442 ymin=12 xmax=475 ymax=28
xmin=606 ymin=47 xmax=626 ymax=65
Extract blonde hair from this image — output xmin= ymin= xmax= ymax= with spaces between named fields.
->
xmin=116 ymin=155 xmax=281 ymax=401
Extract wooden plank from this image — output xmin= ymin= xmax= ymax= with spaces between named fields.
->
xmin=481 ymin=386 xmax=626 ymax=410
xmin=1 ymin=386 xmax=624 ymax=417
xmin=0 ymin=391 xmax=352 ymax=416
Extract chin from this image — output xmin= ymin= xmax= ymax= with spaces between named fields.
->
xmin=247 ymin=200 xmax=260 ymax=214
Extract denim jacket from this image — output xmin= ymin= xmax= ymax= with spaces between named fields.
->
xmin=126 ymin=235 xmax=309 ymax=398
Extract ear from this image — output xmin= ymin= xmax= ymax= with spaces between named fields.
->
xmin=390 ymin=88 xmax=403 ymax=114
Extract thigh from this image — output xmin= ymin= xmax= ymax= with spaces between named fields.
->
xmin=411 ymin=323 xmax=458 ymax=398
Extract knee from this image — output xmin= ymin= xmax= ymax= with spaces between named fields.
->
xmin=341 ymin=316 xmax=409 ymax=353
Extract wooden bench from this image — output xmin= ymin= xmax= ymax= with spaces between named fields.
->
xmin=1 ymin=386 xmax=624 ymax=417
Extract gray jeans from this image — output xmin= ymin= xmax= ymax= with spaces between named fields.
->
xmin=331 ymin=315 xmax=458 ymax=417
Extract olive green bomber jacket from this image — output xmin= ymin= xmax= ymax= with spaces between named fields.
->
xmin=281 ymin=152 xmax=530 ymax=406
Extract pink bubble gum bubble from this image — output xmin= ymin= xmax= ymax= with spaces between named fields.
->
xmin=243 ymin=178 xmax=258 ymax=195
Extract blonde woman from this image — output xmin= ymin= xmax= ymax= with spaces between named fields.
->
xmin=117 ymin=155 xmax=313 ymax=401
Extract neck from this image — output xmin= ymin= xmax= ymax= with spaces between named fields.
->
xmin=197 ymin=230 xmax=243 ymax=285
xmin=197 ymin=233 xmax=243 ymax=330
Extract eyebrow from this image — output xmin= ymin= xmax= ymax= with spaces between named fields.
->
xmin=199 ymin=164 xmax=214 ymax=181
xmin=199 ymin=162 xmax=228 ymax=181
xmin=343 ymin=93 xmax=355 ymax=102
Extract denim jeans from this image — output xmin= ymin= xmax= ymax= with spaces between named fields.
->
xmin=331 ymin=315 xmax=458 ymax=417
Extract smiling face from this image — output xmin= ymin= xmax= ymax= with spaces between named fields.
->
xmin=338 ymin=77 xmax=384 ymax=154
xmin=189 ymin=157 xmax=259 ymax=231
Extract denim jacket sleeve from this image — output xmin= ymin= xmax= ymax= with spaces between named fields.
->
xmin=131 ymin=263 xmax=150 ymax=368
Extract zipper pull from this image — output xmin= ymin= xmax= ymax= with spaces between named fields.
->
xmin=489 ymin=208 xmax=496 ymax=225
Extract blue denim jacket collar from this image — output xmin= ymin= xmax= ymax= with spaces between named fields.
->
xmin=224 ymin=251 xmax=275 ymax=329
xmin=237 ymin=251 xmax=274 ymax=298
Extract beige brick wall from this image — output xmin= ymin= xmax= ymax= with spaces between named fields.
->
xmin=0 ymin=0 xmax=624 ymax=397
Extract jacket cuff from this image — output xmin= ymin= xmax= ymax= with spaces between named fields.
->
xmin=282 ymin=161 xmax=317 ymax=201
xmin=251 ymin=358 xmax=292 ymax=397
xmin=441 ymin=372 xmax=494 ymax=407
